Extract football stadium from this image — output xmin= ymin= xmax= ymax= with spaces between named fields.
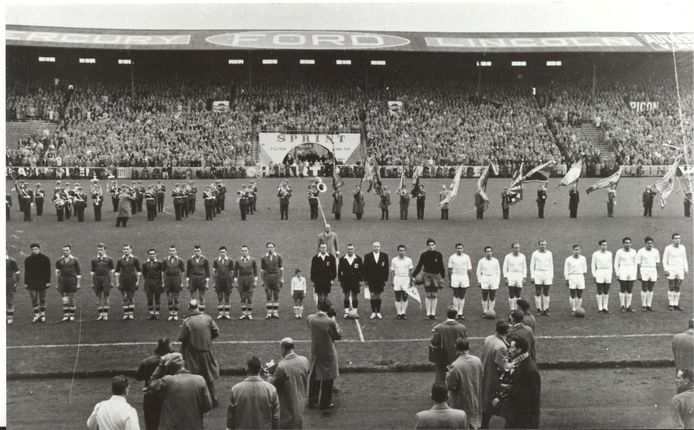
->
xmin=4 ymin=2 xmax=694 ymax=429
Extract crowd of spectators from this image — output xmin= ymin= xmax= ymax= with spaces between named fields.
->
xmin=7 ymin=62 xmax=692 ymax=172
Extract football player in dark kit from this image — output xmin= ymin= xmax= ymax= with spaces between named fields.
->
xmin=187 ymin=245 xmax=211 ymax=312
xmin=34 ymin=183 xmax=45 ymax=216
xmin=115 ymin=244 xmax=142 ymax=320
xmin=203 ymin=185 xmax=217 ymax=221
xmin=338 ymin=244 xmax=363 ymax=318
xmin=55 ymin=244 xmax=82 ymax=322
xmin=145 ymin=185 xmax=158 ymax=221
xmin=91 ymin=243 xmax=115 ymax=321
xmin=25 ymin=243 xmax=51 ymax=323
xmin=412 ymin=238 xmax=446 ymax=320
xmin=142 ymin=249 xmax=164 ymax=320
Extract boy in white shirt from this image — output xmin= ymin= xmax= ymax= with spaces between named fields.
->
xmin=636 ymin=236 xmax=660 ymax=311
xmin=290 ymin=268 xmax=306 ymax=318
xmin=564 ymin=244 xmax=587 ymax=313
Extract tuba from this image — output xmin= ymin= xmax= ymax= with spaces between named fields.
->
xmin=315 ymin=177 xmax=328 ymax=193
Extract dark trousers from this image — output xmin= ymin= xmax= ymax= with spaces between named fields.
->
xmin=22 ymin=206 xmax=31 ymax=221
xmin=280 ymin=203 xmax=289 ymax=220
xmin=6 ymin=206 xmax=10 ymax=221
xmin=157 ymin=197 xmax=164 ymax=212
xmin=537 ymin=203 xmax=545 ymax=218
xmin=400 ymin=205 xmax=408 ymax=219
xmin=56 ymin=207 xmax=64 ymax=221
xmin=143 ymin=392 xmax=163 ymax=430
xmin=112 ymin=197 xmax=118 ymax=212
xmin=570 ymin=206 xmax=578 ymax=218
xmin=76 ymin=206 xmax=86 ymax=222
xmin=416 ymin=201 xmax=425 ymax=219
xmin=240 ymin=202 xmax=248 ymax=220
xmin=381 ymin=208 xmax=389 ymax=220
xmin=441 ymin=209 xmax=448 ymax=220
xmin=607 ymin=202 xmax=614 ymax=217
xmin=644 ymin=205 xmax=652 ymax=217
xmin=502 ymin=208 xmax=509 ymax=219
xmin=64 ymin=205 xmax=71 ymax=219
xmin=308 ymin=375 xmax=334 ymax=410
xmin=116 ymin=216 xmax=128 ymax=227
xmin=334 ymin=212 xmax=341 ymax=220
xmin=94 ymin=204 xmax=102 ymax=221
xmin=174 ymin=203 xmax=182 ymax=221
xmin=189 ymin=199 xmax=196 ymax=213
xmin=182 ymin=201 xmax=188 ymax=217
xmin=147 ymin=205 xmax=156 ymax=221
xmin=136 ymin=198 xmax=143 ymax=213
xmin=309 ymin=201 xmax=318 ymax=219
xmin=35 ymin=200 xmax=43 ymax=216
xmin=205 ymin=203 xmax=215 ymax=220
xmin=686 ymin=200 xmax=692 ymax=217
xmin=477 ymin=208 xmax=484 ymax=219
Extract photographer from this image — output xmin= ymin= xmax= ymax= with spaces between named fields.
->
xmin=227 ymin=356 xmax=280 ymax=430
xmin=307 ymin=299 xmax=342 ymax=415
xmin=266 ymin=338 xmax=310 ymax=429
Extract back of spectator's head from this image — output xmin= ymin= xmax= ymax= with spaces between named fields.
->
xmin=154 ymin=338 xmax=173 ymax=356
xmin=679 ymin=369 xmax=694 ymax=383
xmin=430 ymin=382 xmax=448 ymax=403
xmin=163 ymin=352 xmax=184 ymax=373
xmin=510 ymin=335 xmax=529 ymax=354
xmin=318 ymin=299 xmax=332 ymax=313
xmin=447 ymin=306 xmax=458 ymax=319
xmin=495 ymin=320 xmax=509 ymax=335
xmin=280 ymin=337 xmax=295 ymax=352
xmin=455 ymin=338 xmax=470 ymax=352
xmin=516 ymin=299 xmax=530 ymax=312
xmin=247 ymin=356 xmax=262 ymax=375
xmin=111 ymin=375 xmax=129 ymax=395
xmin=510 ymin=309 xmax=524 ymax=324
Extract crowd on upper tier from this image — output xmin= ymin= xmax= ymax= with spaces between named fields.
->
xmin=7 ymin=64 xmax=692 ymax=170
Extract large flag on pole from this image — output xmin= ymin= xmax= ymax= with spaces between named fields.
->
xmin=439 ymin=164 xmax=464 ymax=207
xmin=522 ymin=160 xmax=555 ymax=183
xmin=586 ymin=167 xmax=624 ymax=194
xmin=396 ymin=166 xmax=407 ymax=192
xmin=558 ymin=160 xmax=583 ymax=187
xmin=506 ymin=162 xmax=524 ymax=205
xmin=654 ymin=155 xmax=683 ymax=208
xmin=362 ymin=156 xmax=382 ymax=194
xmin=477 ymin=164 xmax=492 ymax=203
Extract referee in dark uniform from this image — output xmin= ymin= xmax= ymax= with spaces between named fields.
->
xmin=338 ymin=244 xmax=364 ymax=318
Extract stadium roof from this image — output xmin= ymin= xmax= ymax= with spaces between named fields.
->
xmin=5 ymin=1 xmax=694 ymax=52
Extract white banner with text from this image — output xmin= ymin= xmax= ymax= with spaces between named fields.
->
xmin=259 ymin=133 xmax=361 ymax=164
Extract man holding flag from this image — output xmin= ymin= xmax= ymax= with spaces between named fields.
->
xmin=475 ymin=164 xmax=492 ymax=220
xmin=439 ymin=164 xmax=464 ymax=220
xmin=654 ymin=155 xmax=682 ymax=209
xmin=558 ymin=160 xmax=583 ymax=219
xmin=586 ymin=166 xmax=624 ymax=218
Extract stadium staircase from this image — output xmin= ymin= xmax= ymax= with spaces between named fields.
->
xmin=576 ymin=123 xmax=615 ymax=163
xmin=6 ymin=120 xmax=59 ymax=147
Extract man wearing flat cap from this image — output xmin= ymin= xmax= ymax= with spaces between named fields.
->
xmin=179 ymin=299 xmax=220 ymax=407
xmin=149 ymin=352 xmax=212 ymax=430
xmin=136 ymin=338 xmax=174 ymax=430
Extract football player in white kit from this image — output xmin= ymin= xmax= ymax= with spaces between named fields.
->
xmin=390 ymin=244 xmax=414 ymax=319
xmin=614 ymin=237 xmax=638 ymax=312
xmin=663 ymin=233 xmax=689 ymax=311
xmin=636 ymin=236 xmax=660 ymax=312
xmin=503 ymin=242 xmax=527 ymax=312
xmin=530 ymin=239 xmax=554 ymax=316
xmin=448 ymin=243 xmax=473 ymax=320
xmin=564 ymin=244 xmax=587 ymax=313
xmin=476 ymin=246 xmax=501 ymax=316
xmin=591 ymin=239 xmax=613 ymax=314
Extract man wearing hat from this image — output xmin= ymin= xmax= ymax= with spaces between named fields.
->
xmin=63 ymin=182 xmax=73 ymax=219
xmin=108 ymin=179 xmax=119 ymax=212
xmin=172 ymin=184 xmax=185 ymax=221
xmin=52 ymin=185 xmax=65 ymax=222
xmin=137 ymin=181 xmax=146 ymax=213
xmin=642 ymin=185 xmax=657 ymax=217
xmin=90 ymin=179 xmax=104 ymax=222
xmin=145 ymin=185 xmax=157 ymax=221
xmin=149 ymin=352 xmax=212 ymax=430
xmin=73 ymin=184 xmax=88 ymax=222
xmin=136 ymin=338 xmax=174 ymax=430
xmin=215 ymin=179 xmax=226 ymax=214
xmin=179 ymin=299 xmax=220 ymax=407
xmin=19 ymin=182 xmax=34 ymax=222
xmin=267 ymin=337 xmax=310 ymax=429
xmin=186 ymin=180 xmax=197 ymax=214
xmin=34 ymin=183 xmax=45 ymax=216
xmin=156 ymin=180 xmax=166 ymax=213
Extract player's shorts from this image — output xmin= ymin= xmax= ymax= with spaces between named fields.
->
xmin=506 ymin=273 xmax=524 ymax=288
xmin=92 ymin=275 xmax=112 ymax=295
xmin=263 ymin=273 xmax=282 ymax=292
xmin=237 ymin=276 xmax=255 ymax=293
xmin=118 ymin=275 xmax=138 ymax=293
xmin=423 ymin=272 xmax=442 ymax=292
xmin=26 ymin=281 xmax=49 ymax=291
xmin=450 ymin=274 xmax=470 ymax=289
xmin=144 ymin=279 xmax=163 ymax=295
xmin=593 ymin=269 xmax=612 ymax=284
xmin=367 ymin=281 xmax=385 ymax=295
xmin=214 ymin=278 xmax=232 ymax=294
xmin=667 ymin=267 xmax=686 ymax=280
xmin=533 ymin=270 xmax=553 ymax=286
xmin=164 ymin=276 xmax=182 ymax=293
xmin=393 ymin=276 xmax=411 ymax=292
xmin=313 ymin=281 xmax=332 ymax=295
xmin=292 ymin=290 xmax=305 ymax=301
xmin=639 ymin=267 xmax=658 ymax=282
xmin=480 ymin=275 xmax=500 ymax=290
xmin=568 ymin=274 xmax=585 ymax=290
xmin=188 ymin=275 xmax=207 ymax=292
xmin=6 ymin=279 xmax=16 ymax=299
xmin=617 ymin=267 xmax=637 ymax=282
xmin=58 ymin=277 xmax=78 ymax=294
xmin=341 ymin=281 xmax=360 ymax=295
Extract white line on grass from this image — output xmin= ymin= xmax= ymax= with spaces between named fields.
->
xmin=355 ymin=319 xmax=365 ymax=342
xmin=7 ymin=332 xmax=674 ymax=350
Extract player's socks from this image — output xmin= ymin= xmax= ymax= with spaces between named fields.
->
xmin=668 ymin=291 xmax=674 ymax=306
xmin=577 ymin=297 xmax=583 ymax=309
xmin=596 ymin=295 xmax=602 ymax=311
xmin=625 ymin=293 xmax=632 ymax=308
xmin=640 ymin=291 xmax=647 ymax=307
xmin=482 ymin=300 xmax=488 ymax=312
xmin=431 ymin=298 xmax=438 ymax=316
xmin=299 ymin=305 xmax=304 ymax=317
xmin=569 ymin=297 xmax=576 ymax=312
xmin=459 ymin=298 xmax=465 ymax=315
xmin=402 ymin=300 xmax=408 ymax=315
xmin=674 ymin=292 xmax=681 ymax=306
xmin=602 ymin=294 xmax=609 ymax=310
xmin=646 ymin=291 xmax=654 ymax=307
xmin=508 ymin=298 xmax=514 ymax=310
xmin=266 ymin=303 xmax=273 ymax=316
xmin=544 ymin=295 xmax=550 ymax=310
xmin=534 ymin=296 xmax=542 ymax=312
xmin=453 ymin=298 xmax=459 ymax=313
xmin=618 ymin=292 xmax=626 ymax=307
xmin=199 ymin=303 xmax=205 ymax=312
xmin=424 ymin=298 xmax=431 ymax=315
xmin=395 ymin=301 xmax=402 ymax=314
xmin=489 ymin=299 xmax=496 ymax=312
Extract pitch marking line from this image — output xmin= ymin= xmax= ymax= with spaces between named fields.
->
xmin=355 ymin=319 xmax=365 ymax=342
xmin=7 ymin=333 xmax=673 ymax=350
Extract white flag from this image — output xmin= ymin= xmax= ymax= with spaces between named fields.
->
xmin=654 ymin=156 xmax=682 ymax=208
xmin=558 ymin=161 xmax=583 ymax=187
xmin=439 ymin=164 xmax=464 ymax=207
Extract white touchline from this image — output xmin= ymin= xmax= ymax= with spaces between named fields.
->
xmin=355 ymin=319 xmax=365 ymax=342
xmin=6 ymin=333 xmax=674 ymax=350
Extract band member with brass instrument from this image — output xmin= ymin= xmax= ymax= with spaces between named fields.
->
xmin=277 ymin=180 xmax=292 ymax=220
xmin=91 ymin=179 xmax=104 ymax=221
xmin=62 ymin=181 xmax=73 ymax=220
xmin=108 ymin=179 xmax=119 ymax=212
xmin=203 ymin=185 xmax=216 ymax=221
xmin=172 ymin=184 xmax=185 ymax=221
xmin=238 ymin=184 xmax=250 ymax=221
xmin=145 ymin=185 xmax=158 ymax=221
xmin=186 ymin=180 xmax=197 ymax=214
xmin=137 ymin=181 xmax=146 ymax=213
xmin=248 ymin=180 xmax=258 ymax=214
xmin=18 ymin=182 xmax=33 ymax=222
xmin=156 ymin=180 xmax=166 ymax=213
xmin=308 ymin=180 xmax=320 ymax=220
xmin=180 ymin=182 xmax=189 ymax=218
xmin=34 ymin=183 xmax=45 ymax=216
xmin=53 ymin=185 xmax=65 ymax=222
xmin=73 ymin=184 xmax=88 ymax=222
xmin=215 ymin=179 xmax=227 ymax=214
